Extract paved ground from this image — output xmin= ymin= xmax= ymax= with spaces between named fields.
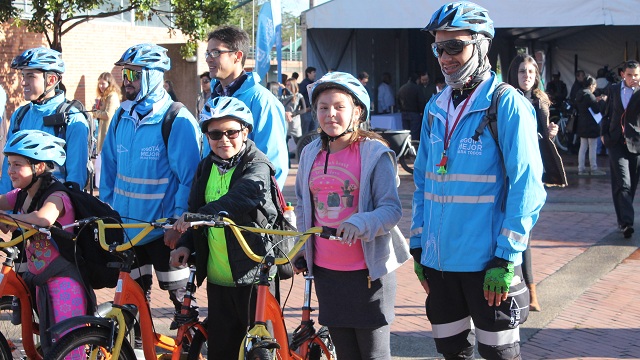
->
xmin=5 ymin=152 xmax=640 ymax=359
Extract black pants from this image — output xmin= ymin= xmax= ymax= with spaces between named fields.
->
xmin=521 ymin=231 xmax=533 ymax=285
xmin=608 ymin=142 xmax=640 ymax=228
xmin=422 ymin=266 xmax=529 ymax=360
xmin=206 ymin=283 xmax=257 ymax=360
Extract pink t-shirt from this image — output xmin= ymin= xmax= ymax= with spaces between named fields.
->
xmin=6 ymin=188 xmax=75 ymax=275
xmin=309 ymin=142 xmax=366 ymax=271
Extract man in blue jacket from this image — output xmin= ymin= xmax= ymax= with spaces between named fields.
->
xmin=100 ymin=44 xmax=201 ymax=314
xmin=1 ymin=48 xmax=89 ymax=192
xmin=205 ymin=25 xmax=288 ymax=188
xmin=411 ymin=2 xmax=546 ymax=359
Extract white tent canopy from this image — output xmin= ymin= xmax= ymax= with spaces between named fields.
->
xmin=302 ymin=0 xmax=640 ymax=99
xmin=304 ymin=0 xmax=640 ymax=29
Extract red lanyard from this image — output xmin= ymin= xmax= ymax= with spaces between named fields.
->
xmin=436 ymin=94 xmax=473 ymax=174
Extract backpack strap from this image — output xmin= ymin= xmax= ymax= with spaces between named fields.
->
xmin=113 ymin=102 xmax=183 ymax=149
xmin=12 ymin=105 xmax=31 ymax=134
xmin=473 ymin=82 xmax=512 ymax=211
xmin=162 ymin=102 xmax=184 ymax=148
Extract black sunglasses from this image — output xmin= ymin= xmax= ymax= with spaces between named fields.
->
xmin=431 ymin=39 xmax=485 ymax=58
xmin=206 ymin=128 xmax=243 ymax=140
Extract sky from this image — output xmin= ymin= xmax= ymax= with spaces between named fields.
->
xmin=280 ymin=0 xmax=331 ymax=16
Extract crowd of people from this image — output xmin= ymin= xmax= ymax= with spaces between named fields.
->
xmin=0 ymin=1 xmax=638 ymax=359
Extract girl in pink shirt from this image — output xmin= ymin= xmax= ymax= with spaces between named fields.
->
xmin=0 ymin=130 xmax=90 ymax=358
xmin=295 ymin=72 xmax=410 ymax=359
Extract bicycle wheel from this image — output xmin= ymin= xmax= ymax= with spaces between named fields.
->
xmin=246 ymin=347 xmax=273 ymax=360
xmin=553 ymin=117 xmax=570 ymax=152
xmin=399 ymin=140 xmax=418 ymax=174
xmin=186 ymin=326 xmax=208 ymax=359
xmin=296 ymin=132 xmax=320 ymax=160
xmin=0 ymin=331 xmax=13 ymax=360
xmin=47 ymin=326 xmax=136 ymax=360
xmin=308 ymin=326 xmax=336 ymax=360
xmin=0 ymin=295 xmax=39 ymax=359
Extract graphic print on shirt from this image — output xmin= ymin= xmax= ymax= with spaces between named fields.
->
xmin=140 ymin=144 xmax=161 ymax=161
xmin=457 ymin=136 xmax=484 ymax=157
xmin=117 ymin=144 xmax=129 ymax=153
xmin=310 ymin=150 xmax=361 ymax=226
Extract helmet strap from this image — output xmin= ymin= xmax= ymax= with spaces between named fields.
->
xmin=319 ymin=118 xmax=356 ymax=174
xmin=22 ymin=163 xmax=41 ymax=193
xmin=33 ymin=71 xmax=61 ymax=104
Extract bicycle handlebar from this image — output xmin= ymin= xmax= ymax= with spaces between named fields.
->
xmin=0 ymin=216 xmax=55 ymax=247
xmin=87 ymin=218 xmax=175 ymax=252
xmin=182 ymin=212 xmax=340 ymax=265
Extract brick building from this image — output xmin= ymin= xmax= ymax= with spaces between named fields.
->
xmin=0 ymin=19 xmax=209 ymax=125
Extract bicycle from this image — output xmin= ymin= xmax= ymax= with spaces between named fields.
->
xmin=181 ymin=211 xmax=336 ymax=360
xmin=0 ymin=216 xmax=57 ymax=360
xmin=46 ymin=217 xmax=208 ymax=360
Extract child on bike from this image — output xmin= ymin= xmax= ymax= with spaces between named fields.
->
xmin=0 ymin=129 xmax=93 ymax=356
xmin=294 ymin=72 xmax=411 ymax=359
xmin=169 ymin=96 xmax=279 ymax=359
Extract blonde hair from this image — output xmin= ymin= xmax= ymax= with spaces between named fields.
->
xmin=96 ymin=72 xmax=122 ymax=100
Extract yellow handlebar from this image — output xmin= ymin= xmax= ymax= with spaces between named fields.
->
xmin=0 ymin=217 xmax=43 ymax=247
xmin=95 ymin=218 xmax=172 ymax=252
xmin=221 ymin=217 xmax=321 ymax=265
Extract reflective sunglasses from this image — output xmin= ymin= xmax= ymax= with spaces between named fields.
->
xmin=122 ymin=68 xmax=142 ymax=82
xmin=206 ymin=128 xmax=243 ymax=140
xmin=204 ymin=49 xmax=236 ymax=59
xmin=431 ymin=39 xmax=485 ymax=58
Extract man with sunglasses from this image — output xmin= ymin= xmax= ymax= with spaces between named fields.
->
xmin=1 ymin=48 xmax=90 ymax=193
xmin=205 ymin=25 xmax=288 ymax=188
xmin=100 ymin=43 xmax=201 ymax=323
xmin=410 ymin=2 xmax=546 ymax=359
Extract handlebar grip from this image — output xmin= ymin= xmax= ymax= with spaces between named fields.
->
xmin=49 ymin=226 xmax=76 ymax=241
xmin=183 ymin=213 xmax=214 ymax=223
xmin=294 ymin=257 xmax=307 ymax=271
xmin=319 ymin=226 xmax=338 ymax=239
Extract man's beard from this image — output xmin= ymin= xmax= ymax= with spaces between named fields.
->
xmin=125 ymin=91 xmax=137 ymax=101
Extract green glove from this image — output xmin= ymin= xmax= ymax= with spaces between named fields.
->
xmin=483 ymin=258 xmax=514 ymax=293
xmin=414 ymin=261 xmax=426 ymax=282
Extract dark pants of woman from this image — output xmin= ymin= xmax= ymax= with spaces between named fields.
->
xmin=328 ymin=325 xmax=391 ymax=360
xmin=521 ymin=243 xmax=534 ymax=285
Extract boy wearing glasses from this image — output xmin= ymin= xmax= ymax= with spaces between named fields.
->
xmin=410 ymin=2 xmax=546 ymax=359
xmin=2 ymin=48 xmax=90 ymax=193
xmin=100 ymin=43 xmax=201 ymax=320
xmin=169 ymin=96 xmax=279 ymax=359
xmin=205 ymin=25 xmax=288 ymax=188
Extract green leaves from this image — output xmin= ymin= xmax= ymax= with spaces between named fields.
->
xmin=2 ymin=0 xmax=233 ymax=54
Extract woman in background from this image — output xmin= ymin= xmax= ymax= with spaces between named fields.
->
xmin=507 ymin=54 xmax=567 ymax=312
xmin=164 ymin=80 xmax=179 ymax=102
xmin=92 ymin=72 xmax=121 ymax=186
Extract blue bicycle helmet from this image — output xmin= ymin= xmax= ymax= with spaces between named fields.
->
xmin=199 ymin=97 xmax=254 ymax=132
xmin=307 ymin=71 xmax=371 ymax=122
xmin=11 ymin=48 xmax=65 ymax=74
xmin=4 ymin=130 xmax=66 ymax=166
xmin=115 ymin=43 xmax=171 ymax=71
xmin=423 ymin=1 xmax=494 ymax=38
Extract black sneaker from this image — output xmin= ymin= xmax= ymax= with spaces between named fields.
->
xmin=623 ymin=226 xmax=634 ymax=239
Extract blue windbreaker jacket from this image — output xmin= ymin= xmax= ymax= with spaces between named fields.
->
xmin=0 ymin=92 xmax=89 ymax=193
xmin=207 ymin=72 xmax=288 ymax=188
xmin=100 ymin=93 xmax=201 ymax=245
xmin=410 ymin=74 xmax=546 ymax=272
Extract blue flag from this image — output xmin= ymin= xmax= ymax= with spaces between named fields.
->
xmin=256 ymin=1 xmax=281 ymax=83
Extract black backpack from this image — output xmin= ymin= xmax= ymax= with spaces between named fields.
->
xmin=14 ymin=181 xmax=123 ymax=290
xmin=268 ymin=175 xmax=297 ymax=280
xmin=13 ymin=100 xmax=97 ymax=192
